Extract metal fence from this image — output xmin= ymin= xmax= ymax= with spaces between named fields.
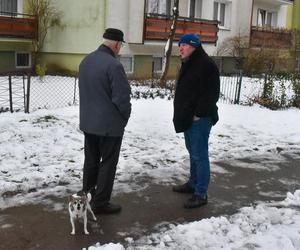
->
xmin=0 ymin=73 xmax=243 ymax=113
xmin=219 ymin=73 xmax=243 ymax=104
xmin=28 ymin=75 xmax=78 ymax=111
xmin=0 ymin=73 xmax=28 ymax=113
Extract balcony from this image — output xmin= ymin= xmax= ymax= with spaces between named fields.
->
xmin=255 ymin=0 xmax=294 ymax=5
xmin=250 ymin=26 xmax=292 ymax=49
xmin=0 ymin=12 xmax=38 ymax=40
xmin=144 ymin=13 xmax=219 ymax=44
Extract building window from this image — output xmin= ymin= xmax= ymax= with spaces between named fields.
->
xmin=213 ymin=1 xmax=231 ymax=29
xmin=257 ymin=9 xmax=277 ymax=28
xmin=189 ymin=0 xmax=202 ymax=19
xmin=296 ymin=58 xmax=300 ymax=72
xmin=119 ymin=56 xmax=133 ymax=74
xmin=147 ymin=0 xmax=173 ymax=16
xmin=153 ymin=56 xmax=163 ymax=73
xmin=15 ymin=52 xmax=31 ymax=68
xmin=0 ymin=0 xmax=17 ymax=15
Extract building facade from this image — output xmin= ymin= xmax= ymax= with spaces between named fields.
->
xmin=0 ymin=0 xmax=36 ymax=72
xmin=0 ymin=0 xmax=296 ymax=77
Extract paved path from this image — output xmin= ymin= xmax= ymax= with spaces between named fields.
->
xmin=0 ymin=153 xmax=299 ymax=250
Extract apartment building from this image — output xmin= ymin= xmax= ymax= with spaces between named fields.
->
xmin=0 ymin=0 xmax=296 ymax=77
xmin=0 ymin=0 xmax=36 ymax=72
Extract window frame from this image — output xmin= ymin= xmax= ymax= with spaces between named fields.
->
xmin=213 ymin=1 xmax=231 ymax=30
xmin=257 ymin=8 xmax=277 ymax=28
xmin=0 ymin=0 xmax=18 ymax=16
xmin=15 ymin=51 xmax=31 ymax=69
xmin=152 ymin=56 xmax=163 ymax=73
xmin=147 ymin=0 xmax=173 ymax=16
xmin=119 ymin=55 xmax=134 ymax=74
xmin=296 ymin=58 xmax=300 ymax=72
xmin=189 ymin=0 xmax=203 ymax=19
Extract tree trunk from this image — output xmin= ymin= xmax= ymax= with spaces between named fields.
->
xmin=159 ymin=0 xmax=179 ymax=88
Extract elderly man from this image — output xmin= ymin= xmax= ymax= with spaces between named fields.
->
xmin=172 ymin=34 xmax=220 ymax=209
xmin=79 ymin=28 xmax=131 ymax=214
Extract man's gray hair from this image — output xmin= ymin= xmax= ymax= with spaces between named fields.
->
xmin=103 ymin=38 xmax=119 ymax=47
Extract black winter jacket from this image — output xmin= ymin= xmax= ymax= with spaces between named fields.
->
xmin=173 ymin=46 xmax=220 ymax=133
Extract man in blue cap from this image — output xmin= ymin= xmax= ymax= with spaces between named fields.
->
xmin=172 ymin=33 xmax=220 ymax=209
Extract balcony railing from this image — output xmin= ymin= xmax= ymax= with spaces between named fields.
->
xmin=144 ymin=13 xmax=219 ymax=44
xmin=0 ymin=11 xmax=38 ymax=39
xmin=250 ymin=26 xmax=292 ymax=49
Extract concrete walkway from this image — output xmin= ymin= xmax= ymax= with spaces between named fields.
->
xmin=0 ymin=153 xmax=299 ymax=250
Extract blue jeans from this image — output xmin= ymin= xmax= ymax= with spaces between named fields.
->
xmin=184 ymin=118 xmax=212 ymax=198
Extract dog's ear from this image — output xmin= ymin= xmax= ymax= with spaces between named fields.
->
xmin=87 ymin=193 xmax=92 ymax=202
xmin=68 ymin=195 xmax=74 ymax=202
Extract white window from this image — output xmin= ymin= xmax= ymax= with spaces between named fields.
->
xmin=0 ymin=0 xmax=17 ymax=15
xmin=213 ymin=1 xmax=231 ymax=29
xmin=153 ymin=56 xmax=163 ymax=73
xmin=119 ymin=56 xmax=133 ymax=74
xmin=147 ymin=0 xmax=173 ymax=16
xmin=257 ymin=9 xmax=277 ymax=27
xmin=189 ymin=0 xmax=202 ymax=19
xmin=15 ymin=52 xmax=31 ymax=68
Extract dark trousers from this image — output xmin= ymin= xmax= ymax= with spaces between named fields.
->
xmin=82 ymin=132 xmax=122 ymax=208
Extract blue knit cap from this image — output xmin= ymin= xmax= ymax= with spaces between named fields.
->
xmin=178 ymin=34 xmax=201 ymax=48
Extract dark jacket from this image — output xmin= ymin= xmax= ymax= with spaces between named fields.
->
xmin=173 ymin=45 xmax=220 ymax=133
xmin=79 ymin=45 xmax=131 ymax=136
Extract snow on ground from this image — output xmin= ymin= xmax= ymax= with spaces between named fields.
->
xmin=0 ymin=98 xmax=299 ymax=209
xmin=0 ymin=81 xmax=299 ymax=249
xmin=89 ymin=190 xmax=300 ymax=250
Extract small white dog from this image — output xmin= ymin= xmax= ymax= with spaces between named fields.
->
xmin=68 ymin=191 xmax=97 ymax=235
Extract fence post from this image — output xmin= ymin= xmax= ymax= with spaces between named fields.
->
xmin=22 ymin=74 xmax=26 ymax=111
xmin=25 ymin=73 xmax=31 ymax=113
xmin=8 ymin=75 xmax=13 ymax=113
xmin=73 ymin=76 xmax=77 ymax=105
xmin=234 ymin=70 xmax=243 ymax=104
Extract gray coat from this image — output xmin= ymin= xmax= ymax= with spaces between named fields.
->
xmin=79 ymin=45 xmax=131 ymax=136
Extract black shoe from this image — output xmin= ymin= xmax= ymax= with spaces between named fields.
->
xmin=93 ymin=203 xmax=122 ymax=214
xmin=172 ymin=183 xmax=195 ymax=194
xmin=184 ymin=194 xmax=208 ymax=209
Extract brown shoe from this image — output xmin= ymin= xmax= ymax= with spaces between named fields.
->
xmin=172 ymin=183 xmax=195 ymax=194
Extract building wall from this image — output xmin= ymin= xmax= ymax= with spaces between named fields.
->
xmin=40 ymin=53 xmax=86 ymax=75
xmin=293 ymin=0 xmax=300 ymax=29
xmin=0 ymin=52 xmax=15 ymax=72
xmin=42 ymin=0 xmax=106 ymax=54
xmin=252 ymin=0 xmax=290 ymax=28
xmin=0 ymin=39 xmax=32 ymax=72
xmin=213 ymin=0 xmax=253 ymax=56
xmin=106 ymin=0 xmax=144 ymax=44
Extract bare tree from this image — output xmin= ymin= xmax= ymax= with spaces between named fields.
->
xmin=216 ymin=33 xmax=249 ymax=58
xmin=27 ymin=0 xmax=62 ymax=69
xmin=159 ymin=0 xmax=179 ymax=87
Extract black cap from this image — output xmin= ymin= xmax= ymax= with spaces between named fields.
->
xmin=103 ymin=28 xmax=125 ymax=42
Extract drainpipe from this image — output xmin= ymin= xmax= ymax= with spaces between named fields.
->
xmin=104 ymin=0 xmax=107 ymax=29
xmin=249 ymin=0 xmax=254 ymax=47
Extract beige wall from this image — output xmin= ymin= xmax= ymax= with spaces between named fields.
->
xmin=40 ymin=52 xmax=86 ymax=74
xmin=43 ymin=0 xmax=106 ymax=54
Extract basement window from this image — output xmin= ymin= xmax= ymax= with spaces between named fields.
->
xmin=153 ymin=56 xmax=163 ymax=73
xmin=119 ymin=56 xmax=134 ymax=74
xmin=15 ymin=52 xmax=31 ymax=68
xmin=296 ymin=58 xmax=300 ymax=72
